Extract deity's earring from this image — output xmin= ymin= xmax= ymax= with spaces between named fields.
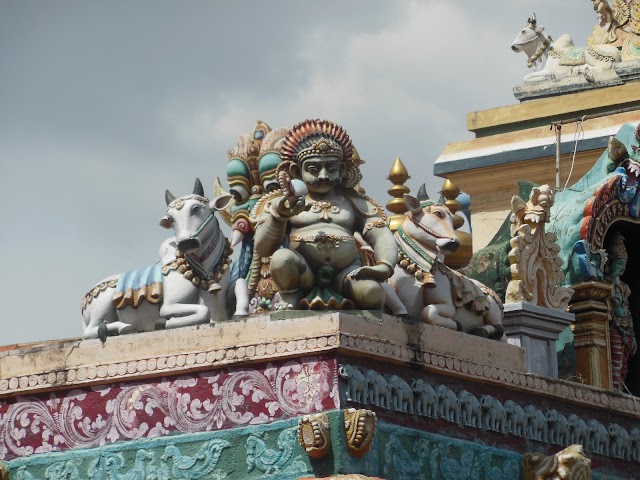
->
xmin=341 ymin=163 xmax=362 ymax=190
xmin=289 ymin=163 xmax=301 ymax=180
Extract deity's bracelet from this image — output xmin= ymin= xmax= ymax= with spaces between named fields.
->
xmin=364 ymin=218 xmax=388 ymax=232
xmin=376 ymin=259 xmax=395 ymax=276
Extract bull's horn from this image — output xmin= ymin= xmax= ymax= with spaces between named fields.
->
xmin=416 ymin=183 xmax=430 ymax=201
xmin=165 ymin=190 xmax=176 ymax=205
xmin=193 ymin=178 xmax=205 ymax=197
xmin=530 ymin=12 xmax=536 ymax=26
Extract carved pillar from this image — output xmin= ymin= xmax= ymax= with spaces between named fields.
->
xmin=569 ymin=281 xmax=613 ymax=390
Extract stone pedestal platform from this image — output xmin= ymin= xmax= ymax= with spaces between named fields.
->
xmin=1 ymin=312 xmax=638 ymax=479
xmin=503 ymin=302 xmax=575 ymax=378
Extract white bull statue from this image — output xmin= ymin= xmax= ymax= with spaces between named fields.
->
xmin=387 ymin=195 xmax=504 ymax=340
xmin=511 ymin=13 xmax=620 ymax=83
xmin=81 ymin=179 xmax=237 ymax=340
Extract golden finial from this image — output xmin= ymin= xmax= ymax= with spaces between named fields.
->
xmin=440 ymin=178 xmax=473 ymax=269
xmin=386 ymin=157 xmax=411 ymax=232
xmin=441 ymin=179 xmax=463 ymax=228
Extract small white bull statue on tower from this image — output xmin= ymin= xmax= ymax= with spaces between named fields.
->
xmin=511 ymin=13 xmax=620 ymax=83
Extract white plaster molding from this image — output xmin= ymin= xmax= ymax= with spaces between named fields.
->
xmin=1 ymin=313 xmax=638 ymax=419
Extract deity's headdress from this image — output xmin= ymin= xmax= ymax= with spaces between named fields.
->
xmin=279 ymin=119 xmax=362 ymax=189
xmin=226 ymin=120 xmax=271 ymax=199
xmin=258 ymin=127 xmax=289 ymax=192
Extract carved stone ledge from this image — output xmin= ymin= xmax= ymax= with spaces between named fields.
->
xmin=2 ymin=313 xmax=638 ymax=420
xmin=0 ymin=312 xmax=525 ymax=398
xmin=570 ymin=281 xmax=613 ymax=303
xmin=0 ymin=333 xmax=339 ymax=398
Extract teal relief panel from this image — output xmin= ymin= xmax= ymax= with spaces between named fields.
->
xmin=7 ymin=411 xmax=632 ymax=479
xmin=343 ymin=422 xmax=522 ymax=480
xmin=6 ymin=417 xmax=316 ymax=480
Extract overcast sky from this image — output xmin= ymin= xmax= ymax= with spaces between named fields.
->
xmin=0 ymin=1 xmax=596 ymax=346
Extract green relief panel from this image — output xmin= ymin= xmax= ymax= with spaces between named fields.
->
xmin=6 ymin=417 xmax=316 ymax=480
xmin=592 ymin=472 xmax=629 ymax=480
xmin=344 ymin=422 xmax=523 ymax=480
xmin=7 ymin=413 xmax=628 ymax=479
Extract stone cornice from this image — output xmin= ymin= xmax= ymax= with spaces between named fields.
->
xmin=1 ymin=312 xmax=638 ymax=419
xmin=466 ymin=83 xmax=640 ymax=135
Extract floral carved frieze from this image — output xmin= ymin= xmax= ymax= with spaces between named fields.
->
xmin=0 ymin=357 xmax=338 ymax=461
xmin=338 ymin=363 xmax=640 ymax=463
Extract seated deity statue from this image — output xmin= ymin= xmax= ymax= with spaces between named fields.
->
xmin=252 ymin=119 xmax=397 ymax=310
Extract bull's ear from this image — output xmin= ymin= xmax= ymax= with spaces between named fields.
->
xmin=159 ymin=216 xmax=172 ymax=229
xmin=535 ymin=25 xmax=544 ymax=34
xmin=403 ymin=194 xmax=422 ymax=214
xmin=211 ymin=195 xmax=233 ymax=211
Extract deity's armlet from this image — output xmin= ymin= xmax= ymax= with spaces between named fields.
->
xmin=345 ymin=191 xmax=397 ymax=274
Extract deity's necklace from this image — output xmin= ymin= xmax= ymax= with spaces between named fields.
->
xmin=308 ymin=194 xmax=343 ymax=220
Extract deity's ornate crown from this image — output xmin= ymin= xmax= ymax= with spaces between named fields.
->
xmin=281 ymin=119 xmax=353 ymax=165
xmin=296 ymin=138 xmax=344 ymax=163
xmin=280 ymin=119 xmax=362 ymax=189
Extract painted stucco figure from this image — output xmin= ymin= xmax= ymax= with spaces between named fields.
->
xmin=605 ymin=231 xmax=637 ymax=391
xmin=588 ymin=0 xmax=640 ymax=61
xmin=389 ymin=195 xmax=504 ymax=340
xmin=562 ymin=126 xmax=640 ymax=287
xmin=216 ymin=121 xmax=290 ymax=313
xmin=81 ymin=179 xmax=234 ymax=339
xmin=511 ymin=13 xmax=621 ymax=83
xmin=252 ymin=119 xmax=397 ymax=310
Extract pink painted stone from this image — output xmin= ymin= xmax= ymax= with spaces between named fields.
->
xmin=0 ymin=356 xmax=338 ymax=461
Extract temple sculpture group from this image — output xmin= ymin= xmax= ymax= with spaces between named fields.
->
xmin=81 ymin=118 xmax=507 ymax=343
xmin=3 ymin=4 xmax=640 ymax=479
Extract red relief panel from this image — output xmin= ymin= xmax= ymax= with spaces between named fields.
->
xmin=0 ymin=356 xmax=338 ymax=460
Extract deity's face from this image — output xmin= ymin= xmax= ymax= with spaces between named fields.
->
xmin=300 ymin=155 xmax=345 ymax=193
xmin=537 ymin=193 xmax=550 ymax=207
xmin=609 ymin=257 xmax=628 ymax=278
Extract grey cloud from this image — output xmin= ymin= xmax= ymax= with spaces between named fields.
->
xmin=0 ymin=1 xmax=598 ymax=345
